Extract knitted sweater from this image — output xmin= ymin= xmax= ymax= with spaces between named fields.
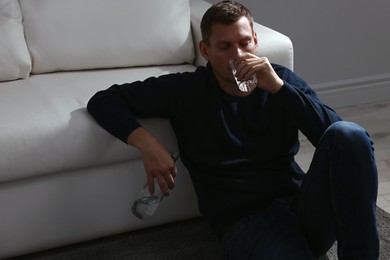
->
xmin=87 ymin=63 xmax=342 ymax=232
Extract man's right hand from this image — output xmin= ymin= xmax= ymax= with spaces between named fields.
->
xmin=126 ymin=127 xmax=177 ymax=196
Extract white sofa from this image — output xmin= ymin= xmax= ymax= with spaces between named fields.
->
xmin=0 ymin=0 xmax=293 ymax=258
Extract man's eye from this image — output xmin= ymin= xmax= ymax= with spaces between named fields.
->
xmin=240 ymin=41 xmax=250 ymax=47
xmin=218 ymin=45 xmax=229 ymax=50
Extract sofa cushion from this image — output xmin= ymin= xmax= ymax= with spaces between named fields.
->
xmin=0 ymin=0 xmax=31 ymax=81
xmin=0 ymin=64 xmax=196 ymax=183
xmin=19 ymin=0 xmax=194 ymax=74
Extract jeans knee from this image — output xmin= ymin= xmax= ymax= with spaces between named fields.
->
xmin=319 ymin=121 xmax=375 ymax=156
xmin=326 ymin=121 xmax=371 ymax=145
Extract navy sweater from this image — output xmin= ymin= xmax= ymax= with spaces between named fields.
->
xmin=87 ymin=63 xmax=341 ymax=232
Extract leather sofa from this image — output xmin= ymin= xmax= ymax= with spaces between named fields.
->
xmin=0 ymin=0 xmax=293 ymax=257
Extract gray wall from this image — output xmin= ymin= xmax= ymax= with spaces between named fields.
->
xmin=204 ymin=0 xmax=390 ymax=107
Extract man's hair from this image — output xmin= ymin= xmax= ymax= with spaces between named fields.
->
xmin=200 ymin=1 xmax=254 ymax=45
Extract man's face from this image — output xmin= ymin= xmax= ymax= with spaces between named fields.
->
xmin=200 ymin=16 xmax=258 ymax=88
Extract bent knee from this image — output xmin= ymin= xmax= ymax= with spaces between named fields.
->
xmin=323 ymin=121 xmax=372 ymax=149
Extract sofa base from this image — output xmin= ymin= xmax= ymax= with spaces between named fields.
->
xmin=0 ymin=159 xmax=200 ymax=258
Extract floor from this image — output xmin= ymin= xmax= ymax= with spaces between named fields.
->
xmin=295 ymin=100 xmax=390 ymax=213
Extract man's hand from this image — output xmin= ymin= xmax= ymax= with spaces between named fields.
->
xmin=127 ymin=127 xmax=177 ymax=196
xmin=233 ymin=53 xmax=284 ymax=94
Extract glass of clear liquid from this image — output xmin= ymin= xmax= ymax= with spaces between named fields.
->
xmin=131 ymin=179 xmax=162 ymax=220
xmin=131 ymin=152 xmax=179 ymax=220
xmin=229 ymin=52 xmax=258 ymax=92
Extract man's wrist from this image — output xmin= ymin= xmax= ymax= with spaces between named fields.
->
xmin=269 ymin=79 xmax=284 ymax=94
xmin=126 ymin=127 xmax=151 ymax=149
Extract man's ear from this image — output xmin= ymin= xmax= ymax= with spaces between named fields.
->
xmin=199 ymin=40 xmax=210 ymax=61
xmin=253 ymin=31 xmax=259 ymax=48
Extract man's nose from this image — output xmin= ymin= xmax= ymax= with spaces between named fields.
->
xmin=232 ymin=47 xmax=243 ymax=58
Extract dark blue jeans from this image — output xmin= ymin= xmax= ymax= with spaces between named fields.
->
xmin=220 ymin=121 xmax=379 ymax=260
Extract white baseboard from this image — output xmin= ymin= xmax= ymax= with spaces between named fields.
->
xmin=312 ymin=73 xmax=390 ymax=108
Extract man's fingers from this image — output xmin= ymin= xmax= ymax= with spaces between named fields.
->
xmin=146 ymin=152 xmax=179 ymax=197
xmin=236 ymin=57 xmax=265 ymax=80
xmin=166 ymin=171 xmax=176 ymax=189
xmin=147 ymin=176 xmax=155 ymax=195
xmin=160 ymin=167 xmax=176 ymax=195
xmin=171 ymin=166 xmax=177 ymax=178
xmin=156 ymin=174 xmax=170 ymax=196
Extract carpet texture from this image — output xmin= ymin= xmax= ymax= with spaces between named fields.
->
xmin=15 ymin=207 xmax=390 ymax=260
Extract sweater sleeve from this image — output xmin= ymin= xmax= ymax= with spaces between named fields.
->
xmin=272 ymin=65 xmax=342 ymax=146
xmin=87 ymin=85 xmax=142 ymax=143
xmin=87 ymin=72 xmax=188 ymax=143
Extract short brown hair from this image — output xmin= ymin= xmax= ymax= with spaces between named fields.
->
xmin=200 ymin=1 xmax=254 ymax=45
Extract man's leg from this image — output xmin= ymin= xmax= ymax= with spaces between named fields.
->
xmin=298 ymin=121 xmax=379 ymax=259
xmin=220 ymin=200 xmax=315 ymax=260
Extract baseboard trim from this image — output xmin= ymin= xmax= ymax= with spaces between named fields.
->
xmin=312 ymin=73 xmax=390 ymax=108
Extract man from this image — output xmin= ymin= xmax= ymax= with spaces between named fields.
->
xmin=87 ymin=1 xmax=379 ymax=259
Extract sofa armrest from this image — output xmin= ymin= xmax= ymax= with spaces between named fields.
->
xmin=254 ymin=22 xmax=294 ymax=71
xmin=189 ymin=0 xmax=294 ymax=71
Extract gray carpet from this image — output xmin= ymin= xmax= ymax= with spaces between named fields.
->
xmin=15 ymin=207 xmax=390 ymax=260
